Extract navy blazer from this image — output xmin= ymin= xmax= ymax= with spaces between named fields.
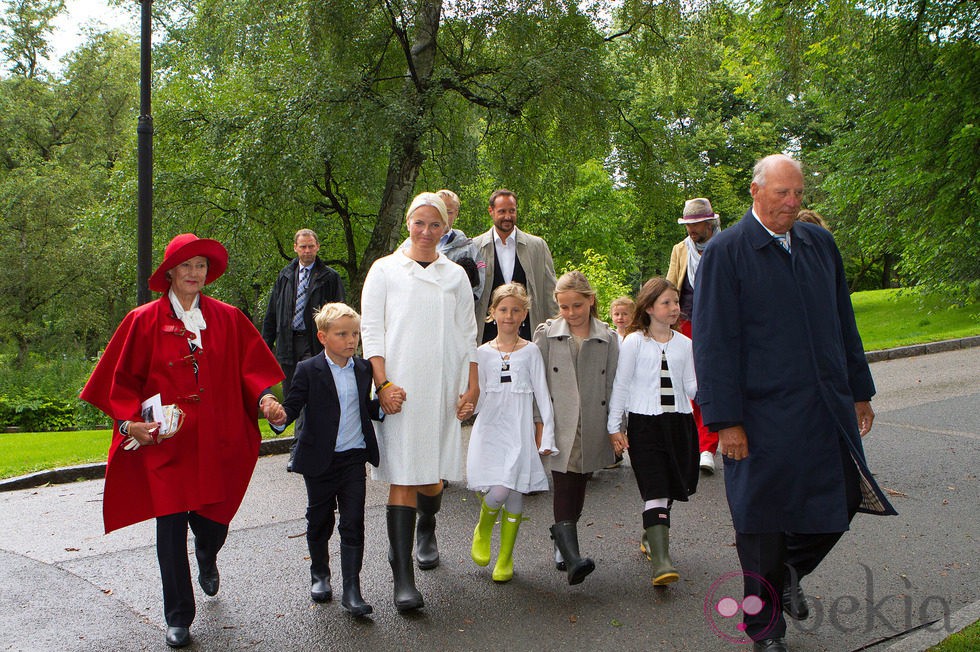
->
xmin=280 ymin=354 xmax=381 ymax=476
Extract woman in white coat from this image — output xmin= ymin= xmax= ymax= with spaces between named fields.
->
xmin=360 ymin=192 xmax=479 ymax=613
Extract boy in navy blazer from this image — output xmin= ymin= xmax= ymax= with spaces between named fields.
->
xmin=268 ymin=303 xmax=381 ymax=617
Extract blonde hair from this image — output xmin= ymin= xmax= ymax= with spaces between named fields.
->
xmin=486 ymin=282 xmax=531 ymax=323
xmin=314 ymin=302 xmax=360 ymax=333
xmin=406 ymin=192 xmax=449 ymax=226
xmin=610 ymin=296 xmax=635 ymax=313
xmin=554 ymin=271 xmax=599 ymax=319
xmin=796 ymin=209 xmax=830 ymax=231
xmin=436 ymin=189 xmax=460 ymax=208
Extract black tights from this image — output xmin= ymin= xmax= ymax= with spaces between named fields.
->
xmin=552 ymin=470 xmax=591 ymax=523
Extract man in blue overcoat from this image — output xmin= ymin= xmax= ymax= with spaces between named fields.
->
xmin=692 ymin=154 xmax=896 ymax=652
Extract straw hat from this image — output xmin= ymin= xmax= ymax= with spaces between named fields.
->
xmin=678 ymin=198 xmax=719 ymax=224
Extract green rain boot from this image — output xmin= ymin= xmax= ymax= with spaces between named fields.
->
xmin=470 ymin=497 xmax=500 ymax=567
xmin=644 ymin=524 xmax=679 ymax=585
xmin=491 ymin=510 xmax=521 ymax=583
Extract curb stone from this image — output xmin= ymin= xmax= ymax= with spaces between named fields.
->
xmin=884 ymin=597 xmax=980 ymax=652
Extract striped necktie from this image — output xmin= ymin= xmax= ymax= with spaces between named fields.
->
xmin=774 ymin=233 xmax=791 ymax=253
xmin=293 ymin=267 xmax=310 ymax=330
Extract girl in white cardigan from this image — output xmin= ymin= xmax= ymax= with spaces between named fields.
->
xmin=607 ymin=277 xmax=699 ymax=586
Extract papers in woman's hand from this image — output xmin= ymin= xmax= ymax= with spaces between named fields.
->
xmin=123 ymin=394 xmax=184 ymax=450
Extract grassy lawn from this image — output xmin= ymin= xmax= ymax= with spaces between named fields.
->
xmin=931 ymin=619 xmax=980 ymax=651
xmin=0 ymin=422 xmax=292 ymax=480
xmin=853 ymin=289 xmax=979 ymax=351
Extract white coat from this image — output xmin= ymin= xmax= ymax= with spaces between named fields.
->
xmin=361 ymin=250 xmax=478 ymax=484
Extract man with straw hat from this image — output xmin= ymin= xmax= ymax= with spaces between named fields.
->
xmin=666 ymin=198 xmax=722 ymax=473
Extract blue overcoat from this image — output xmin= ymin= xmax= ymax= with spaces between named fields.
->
xmin=692 ymin=210 xmax=896 ymax=534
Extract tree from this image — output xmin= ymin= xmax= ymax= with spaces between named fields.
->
xmin=141 ymin=0 xmax=618 ymax=315
xmin=0 ymin=0 xmax=63 ymax=79
xmin=812 ymin=0 xmax=980 ymax=300
xmin=0 ymin=28 xmax=139 ymax=365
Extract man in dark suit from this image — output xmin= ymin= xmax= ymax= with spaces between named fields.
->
xmin=262 ymin=228 xmax=345 ymax=471
xmin=268 ymin=303 xmax=380 ymax=617
xmin=692 ymin=154 xmax=896 ymax=652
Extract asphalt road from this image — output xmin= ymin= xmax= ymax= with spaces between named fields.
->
xmin=1 ymin=348 xmax=977 ymax=652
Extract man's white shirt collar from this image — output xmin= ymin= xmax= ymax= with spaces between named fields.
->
xmin=752 ymin=208 xmax=791 ymax=246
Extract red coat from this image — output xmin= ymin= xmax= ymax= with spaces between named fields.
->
xmin=81 ymin=295 xmax=284 ymax=533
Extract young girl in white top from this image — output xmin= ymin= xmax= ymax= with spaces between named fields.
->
xmin=468 ymin=283 xmax=557 ymax=583
xmin=607 ymin=277 xmax=698 ymax=586
xmin=609 ymin=295 xmax=635 ymax=344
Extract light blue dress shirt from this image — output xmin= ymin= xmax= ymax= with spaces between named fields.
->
xmin=327 ymin=354 xmax=367 ymax=452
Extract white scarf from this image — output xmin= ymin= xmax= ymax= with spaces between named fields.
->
xmin=169 ymin=289 xmax=206 ymax=349
xmin=684 ymin=236 xmax=702 ymax=285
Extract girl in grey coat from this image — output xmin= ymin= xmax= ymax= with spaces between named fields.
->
xmin=533 ymin=271 xmax=619 ymax=585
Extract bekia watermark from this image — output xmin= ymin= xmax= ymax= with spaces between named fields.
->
xmin=703 ymin=564 xmax=953 ymax=644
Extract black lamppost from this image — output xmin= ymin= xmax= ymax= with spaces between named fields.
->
xmin=136 ymin=0 xmax=153 ymax=305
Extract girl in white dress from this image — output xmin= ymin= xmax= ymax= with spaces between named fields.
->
xmin=468 ymin=283 xmax=557 ymax=583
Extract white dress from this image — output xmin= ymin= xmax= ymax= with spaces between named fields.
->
xmin=466 ymin=342 xmax=557 ymax=493
xmin=361 ymin=250 xmax=478 ymax=484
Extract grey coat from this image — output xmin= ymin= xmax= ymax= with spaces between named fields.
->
xmin=533 ymin=316 xmax=619 ymax=473
xmin=473 ymin=227 xmax=558 ymax=342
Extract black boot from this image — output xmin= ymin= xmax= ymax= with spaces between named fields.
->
xmin=415 ymin=489 xmax=443 ymax=570
xmin=195 ymin=550 xmax=220 ymax=597
xmin=308 ymin=537 xmax=332 ymax=603
xmin=387 ymin=506 xmax=424 ymax=612
xmin=286 ymin=439 xmax=298 ymax=472
xmin=550 ymin=521 xmax=596 ymax=585
xmin=340 ymin=543 xmax=373 ymax=617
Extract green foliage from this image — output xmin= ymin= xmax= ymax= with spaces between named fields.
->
xmin=561 ymin=248 xmax=633 ymax=320
xmin=1 ymin=0 xmax=978 ymax=405
xmin=0 ymin=352 xmax=103 ymax=431
xmin=0 ymin=393 xmax=75 ymax=431
xmin=0 ymin=0 xmax=63 ymax=78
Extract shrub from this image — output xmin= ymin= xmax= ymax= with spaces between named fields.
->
xmin=0 ymin=393 xmax=76 ymax=431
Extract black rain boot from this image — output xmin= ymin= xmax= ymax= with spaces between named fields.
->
xmin=340 ymin=543 xmax=373 ymax=617
xmin=387 ymin=505 xmax=424 ymax=612
xmin=308 ymin=537 xmax=332 ymax=603
xmin=550 ymin=521 xmax=596 ymax=585
xmin=415 ymin=489 xmax=443 ymax=570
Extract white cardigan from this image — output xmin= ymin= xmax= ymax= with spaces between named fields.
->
xmin=607 ymin=329 xmax=698 ymax=434
xmin=360 ymin=250 xmax=478 ymax=484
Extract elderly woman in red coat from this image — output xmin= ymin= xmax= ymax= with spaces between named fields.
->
xmin=81 ymin=234 xmax=284 ymax=649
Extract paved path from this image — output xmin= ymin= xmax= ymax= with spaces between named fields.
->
xmin=1 ymin=348 xmax=977 ymax=651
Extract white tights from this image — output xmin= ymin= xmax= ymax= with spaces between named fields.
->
xmin=644 ymin=498 xmax=669 ymax=511
xmin=484 ymin=485 xmax=524 ymax=514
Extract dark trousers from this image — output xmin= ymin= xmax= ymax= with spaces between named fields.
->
xmin=156 ymin=512 xmax=229 ymax=627
xmin=552 ymin=470 xmax=591 ymax=523
xmin=304 ymin=449 xmax=369 ymax=571
xmin=735 ymin=438 xmax=862 ymax=641
xmin=283 ymin=331 xmax=313 ymax=457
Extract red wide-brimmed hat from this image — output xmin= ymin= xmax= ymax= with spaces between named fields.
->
xmin=148 ymin=233 xmax=229 ymax=293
